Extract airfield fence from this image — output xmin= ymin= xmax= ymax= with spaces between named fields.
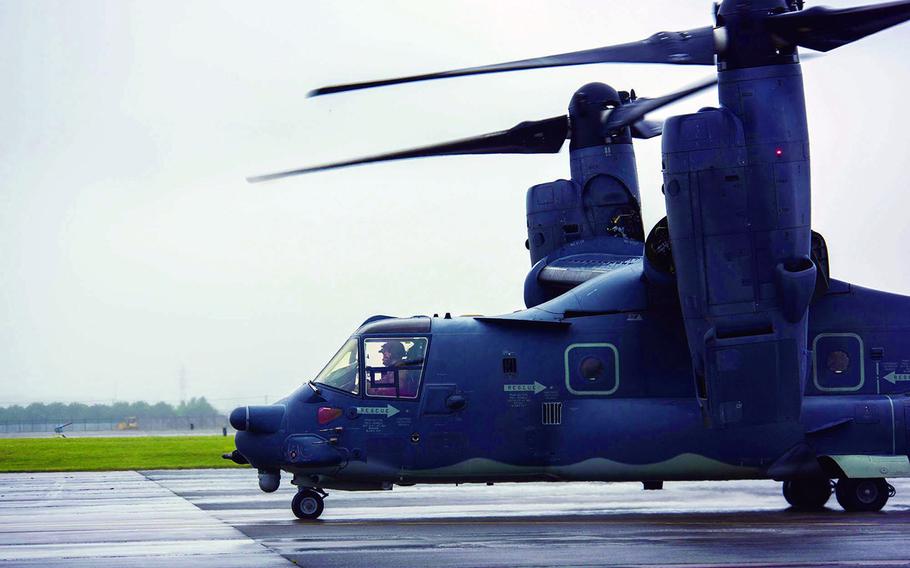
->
xmin=0 ymin=415 xmax=227 ymax=434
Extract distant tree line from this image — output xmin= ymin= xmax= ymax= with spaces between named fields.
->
xmin=0 ymin=397 xmax=220 ymax=422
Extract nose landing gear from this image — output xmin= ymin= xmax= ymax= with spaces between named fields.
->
xmin=292 ymin=487 xmax=327 ymax=520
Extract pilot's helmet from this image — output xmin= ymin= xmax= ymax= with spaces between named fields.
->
xmin=380 ymin=341 xmax=406 ymax=360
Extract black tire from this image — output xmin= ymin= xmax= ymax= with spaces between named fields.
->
xmin=835 ymin=478 xmax=889 ymax=512
xmin=782 ymin=478 xmax=832 ymax=510
xmin=291 ymin=488 xmax=325 ymax=520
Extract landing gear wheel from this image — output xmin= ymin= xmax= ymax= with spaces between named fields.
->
xmin=782 ymin=478 xmax=832 ymax=510
xmin=835 ymin=478 xmax=891 ymax=512
xmin=291 ymin=488 xmax=325 ymax=520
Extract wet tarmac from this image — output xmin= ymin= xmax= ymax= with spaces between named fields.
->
xmin=2 ymin=469 xmax=910 ymax=567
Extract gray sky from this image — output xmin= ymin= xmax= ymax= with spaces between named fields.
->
xmin=1 ymin=1 xmax=907 ymax=411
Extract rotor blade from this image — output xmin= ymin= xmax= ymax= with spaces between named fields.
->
xmin=767 ymin=0 xmax=910 ymax=52
xmin=308 ymin=26 xmax=717 ymax=97
xmin=631 ymin=119 xmax=663 ymax=139
xmin=603 ymin=76 xmax=717 ymax=134
xmin=247 ymin=115 xmax=569 ymax=183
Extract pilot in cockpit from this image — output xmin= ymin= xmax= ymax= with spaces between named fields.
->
xmin=380 ymin=341 xmax=405 ymax=374
xmin=371 ymin=341 xmax=405 ymax=396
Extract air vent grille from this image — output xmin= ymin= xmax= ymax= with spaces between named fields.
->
xmin=542 ymin=402 xmax=562 ymax=426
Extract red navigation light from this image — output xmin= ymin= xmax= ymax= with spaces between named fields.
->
xmin=775 ymin=147 xmax=783 ymax=157
xmin=317 ymin=407 xmax=343 ymax=425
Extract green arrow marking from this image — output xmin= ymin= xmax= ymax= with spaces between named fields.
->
xmin=356 ymin=405 xmax=400 ymax=417
xmin=504 ymin=381 xmax=546 ymax=395
xmin=884 ymin=372 xmax=910 ymax=385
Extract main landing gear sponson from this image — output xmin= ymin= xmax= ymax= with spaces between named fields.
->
xmin=291 ymin=488 xmax=326 ymax=520
xmin=835 ymin=478 xmax=895 ymax=512
xmin=782 ymin=478 xmax=833 ymax=511
xmin=783 ymin=478 xmax=896 ymax=512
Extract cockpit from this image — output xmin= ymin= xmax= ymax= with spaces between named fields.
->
xmin=312 ymin=335 xmax=429 ymax=399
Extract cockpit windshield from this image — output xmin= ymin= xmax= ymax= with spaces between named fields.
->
xmin=313 ymin=338 xmax=359 ymax=394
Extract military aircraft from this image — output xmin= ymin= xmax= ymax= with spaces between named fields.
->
xmin=226 ymin=0 xmax=910 ymax=520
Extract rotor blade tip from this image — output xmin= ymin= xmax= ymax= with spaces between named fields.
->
xmin=308 ymin=85 xmax=349 ymax=97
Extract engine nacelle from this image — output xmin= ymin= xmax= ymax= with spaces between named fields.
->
xmin=524 ymin=144 xmax=644 ymax=307
xmin=522 ymin=84 xmax=650 ymax=308
xmin=662 ymin=64 xmax=814 ymax=431
xmin=526 ymin=145 xmax=644 ymax=266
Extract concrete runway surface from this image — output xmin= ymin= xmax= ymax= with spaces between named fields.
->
xmin=2 ymin=470 xmax=910 ymax=567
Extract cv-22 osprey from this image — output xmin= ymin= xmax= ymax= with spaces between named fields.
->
xmin=225 ymin=0 xmax=910 ymax=520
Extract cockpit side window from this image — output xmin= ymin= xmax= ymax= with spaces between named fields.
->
xmin=364 ymin=337 xmax=427 ymax=399
xmin=313 ymin=338 xmax=360 ymax=395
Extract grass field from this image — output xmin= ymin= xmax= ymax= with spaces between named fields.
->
xmin=0 ymin=436 xmax=246 ymax=472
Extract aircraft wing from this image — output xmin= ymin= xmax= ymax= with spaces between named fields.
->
xmin=537 ymin=253 xmax=642 ymax=288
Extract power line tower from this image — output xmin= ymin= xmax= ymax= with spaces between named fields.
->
xmin=179 ymin=365 xmax=187 ymax=405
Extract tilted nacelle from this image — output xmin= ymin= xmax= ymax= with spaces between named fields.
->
xmin=662 ymin=63 xmax=816 ymax=430
xmin=523 ymin=142 xmax=645 ymax=308
xmin=526 ymin=162 xmax=643 ymax=266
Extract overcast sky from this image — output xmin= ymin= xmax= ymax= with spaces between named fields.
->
xmin=1 ymin=1 xmax=907 ymax=411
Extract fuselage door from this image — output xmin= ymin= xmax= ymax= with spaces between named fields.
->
xmin=406 ymin=383 xmax=467 ymax=476
xmin=357 ymin=337 xmax=428 ymax=476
